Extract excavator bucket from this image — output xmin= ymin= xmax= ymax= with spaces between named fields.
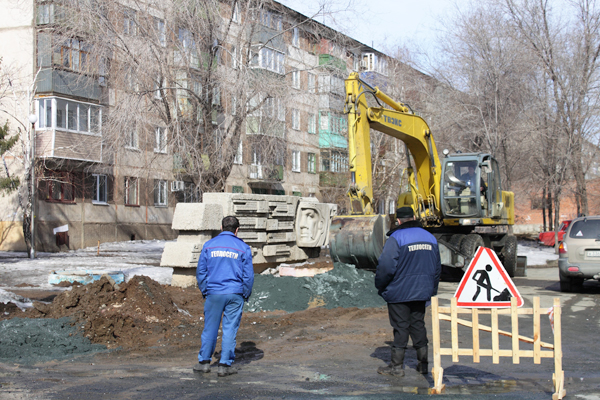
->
xmin=329 ymin=214 xmax=390 ymax=270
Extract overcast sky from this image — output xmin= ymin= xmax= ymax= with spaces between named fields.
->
xmin=277 ymin=0 xmax=455 ymax=55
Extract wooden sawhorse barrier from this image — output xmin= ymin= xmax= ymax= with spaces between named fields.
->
xmin=430 ymin=296 xmax=566 ymax=399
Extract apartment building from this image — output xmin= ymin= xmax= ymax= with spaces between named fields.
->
xmin=0 ymin=0 xmax=393 ymax=252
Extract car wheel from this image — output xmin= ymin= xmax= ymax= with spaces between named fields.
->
xmin=501 ymin=235 xmax=518 ymax=277
xmin=559 ymin=272 xmax=584 ymax=292
xmin=461 ymin=234 xmax=484 ymax=266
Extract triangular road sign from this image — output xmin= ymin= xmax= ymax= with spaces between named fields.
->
xmin=454 ymin=246 xmax=523 ymax=308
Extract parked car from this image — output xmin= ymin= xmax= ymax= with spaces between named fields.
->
xmin=558 ymin=216 xmax=600 ymax=292
xmin=539 ymin=220 xmax=571 ymax=247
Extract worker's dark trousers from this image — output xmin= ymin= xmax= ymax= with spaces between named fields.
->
xmin=387 ymin=301 xmax=428 ymax=349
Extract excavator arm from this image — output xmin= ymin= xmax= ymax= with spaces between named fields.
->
xmin=344 ymin=72 xmax=442 ymax=223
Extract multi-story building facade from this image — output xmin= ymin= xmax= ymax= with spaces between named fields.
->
xmin=0 ymin=0 xmax=395 ymax=252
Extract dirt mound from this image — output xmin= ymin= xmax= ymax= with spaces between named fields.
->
xmin=25 ymin=275 xmax=196 ymax=349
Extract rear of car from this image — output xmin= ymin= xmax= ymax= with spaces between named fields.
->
xmin=558 ymin=216 xmax=600 ymax=292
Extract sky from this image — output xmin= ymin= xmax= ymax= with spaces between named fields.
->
xmin=277 ymin=0 xmax=455 ymax=56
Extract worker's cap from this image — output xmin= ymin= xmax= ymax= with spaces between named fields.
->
xmin=396 ymin=207 xmax=414 ymax=219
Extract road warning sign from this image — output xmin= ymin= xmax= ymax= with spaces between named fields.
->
xmin=454 ymin=246 xmax=523 ymax=308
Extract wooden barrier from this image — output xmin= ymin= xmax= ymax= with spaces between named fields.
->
xmin=430 ymin=296 xmax=565 ymax=399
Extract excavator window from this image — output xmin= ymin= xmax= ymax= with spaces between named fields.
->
xmin=442 ymin=160 xmax=481 ymax=217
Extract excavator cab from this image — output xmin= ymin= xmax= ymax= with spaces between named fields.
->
xmin=440 ymin=154 xmax=504 ymax=221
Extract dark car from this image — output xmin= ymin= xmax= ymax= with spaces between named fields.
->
xmin=539 ymin=220 xmax=571 ymax=247
xmin=558 ymin=216 xmax=600 ymax=292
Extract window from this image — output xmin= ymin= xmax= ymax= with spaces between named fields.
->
xmin=154 ymin=180 xmax=167 ymax=206
xmin=292 ymin=27 xmax=299 ymax=47
xmin=57 ymin=38 xmax=89 ymax=72
xmin=252 ymin=47 xmax=285 ymax=74
xmin=321 ymin=150 xmax=348 ymax=172
xmin=308 ymin=153 xmax=316 ymax=173
xmin=292 ymin=109 xmax=300 ymax=130
xmin=260 ymin=10 xmax=282 ymax=30
xmin=232 ymin=185 xmax=243 ymax=193
xmin=92 ymin=174 xmax=107 ymax=204
xmin=232 ymin=2 xmax=240 ymax=23
xmin=37 ymin=3 xmax=55 ymax=25
xmin=231 ymin=45 xmax=238 ymax=69
xmin=124 ymin=177 xmax=138 ymax=205
xmin=155 ymin=127 xmax=167 ymax=153
xmin=308 ymin=113 xmax=316 ymax=134
xmin=308 ymin=73 xmax=315 ymax=93
xmin=212 ymin=87 xmax=221 ymax=106
xmin=277 ymin=98 xmax=286 ymax=121
xmin=231 ymin=96 xmax=237 ymax=115
xmin=292 ymin=150 xmax=301 ymax=172
xmin=155 ymin=18 xmax=166 ymax=46
xmin=42 ymin=98 xmax=101 ymax=134
xmin=125 ymin=125 xmax=138 ymax=149
xmin=124 ymin=9 xmax=136 ymax=36
xmin=176 ymin=182 xmax=200 ymax=203
xmin=292 ymin=191 xmax=302 ymax=197
xmin=292 ymin=70 xmax=300 ymax=89
xmin=233 ymin=140 xmax=243 ymax=164
xmin=46 ymin=171 xmax=74 ymax=203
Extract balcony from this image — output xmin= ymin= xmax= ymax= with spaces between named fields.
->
xmin=36 ymin=69 xmax=100 ymax=101
xmin=248 ymin=164 xmax=284 ymax=182
xmin=319 ymin=54 xmax=346 ymax=71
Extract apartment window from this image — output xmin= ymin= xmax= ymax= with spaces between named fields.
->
xmin=292 ymin=109 xmax=300 ymax=130
xmin=319 ymin=111 xmax=329 ymax=131
xmin=277 ymin=98 xmax=286 ymax=121
xmin=233 ymin=140 xmax=243 ymax=164
xmin=125 ymin=126 xmax=138 ymax=149
xmin=233 ymin=185 xmax=243 ymax=193
xmin=292 ymin=70 xmax=300 ymax=89
xmin=232 ymin=2 xmax=240 ymax=23
xmin=155 ymin=127 xmax=167 ymax=153
xmin=212 ymin=87 xmax=221 ymax=106
xmin=321 ymin=150 xmax=348 ymax=172
xmin=124 ymin=9 xmax=136 ymax=36
xmin=47 ymin=98 xmax=101 ymax=134
xmin=57 ymin=38 xmax=89 ymax=72
xmin=292 ymin=27 xmax=299 ymax=47
xmin=308 ymin=113 xmax=316 ymax=134
xmin=231 ymin=96 xmax=237 ymax=115
xmin=124 ymin=177 xmax=138 ymax=205
xmin=231 ymin=45 xmax=238 ymax=69
xmin=308 ymin=153 xmax=316 ymax=173
xmin=154 ymin=180 xmax=167 ymax=206
xmin=92 ymin=174 xmax=107 ymax=204
xmin=252 ymin=47 xmax=285 ymax=74
xmin=155 ymin=18 xmax=166 ymax=46
xmin=46 ymin=172 xmax=75 ymax=203
xmin=37 ymin=3 xmax=55 ymax=25
xmin=260 ymin=10 xmax=282 ymax=30
xmin=292 ymin=191 xmax=302 ymax=197
xmin=308 ymin=73 xmax=315 ymax=93
xmin=292 ymin=150 xmax=301 ymax=172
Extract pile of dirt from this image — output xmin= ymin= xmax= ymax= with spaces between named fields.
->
xmin=24 ymin=275 xmax=198 ymax=349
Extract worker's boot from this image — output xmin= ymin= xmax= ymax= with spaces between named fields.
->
xmin=217 ymin=363 xmax=238 ymax=377
xmin=193 ymin=360 xmax=211 ymax=373
xmin=415 ymin=346 xmax=429 ymax=374
xmin=377 ymin=347 xmax=405 ymax=377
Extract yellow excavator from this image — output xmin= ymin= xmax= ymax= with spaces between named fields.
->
xmin=329 ymin=72 xmax=523 ymax=277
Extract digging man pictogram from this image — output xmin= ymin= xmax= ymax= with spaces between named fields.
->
xmin=471 ymin=264 xmax=500 ymax=301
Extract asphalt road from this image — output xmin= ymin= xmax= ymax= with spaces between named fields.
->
xmin=1 ymin=266 xmax=599 ymax=399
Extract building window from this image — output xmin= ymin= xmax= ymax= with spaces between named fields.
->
xmin=260 ymin=10 xmax=282 ymax=30
xmin=125 ymin=125 xmax=138 ymax=149
xmin=251 ymin=47 xmax=285 ymax=74
xmin=154 ymin=180 xmax=167 ymax=206
xmin=37 ymin=3 xmax=55 ymax=25
xmin=46 ymin=172 xmax=75 ymax=203
xmin=124 ymin=9 xmax=136 ymax=36
xmin=308 ymin=113 xmax=316 ymax=134
xmin=292 ymin=191 xmax=302 ymax=197
xmin=56 ymin=38 xmax=90 ymax=73
xmin=308 ymin=153 xmax=316 ymax=173
xmin=292 ymin=109 xmax=300 ymax=130
xmin=176 ymin=182 xmax=200 ymax=203
xmin=92 ymin=174 xmax=107 ymax=204
xmin=155 ymin=18 xmax=166 ymax=46
xmin=292 ymin=150 xmax=301 ymax=172
xmin=292 ymin=70 xmax=300 ymax=89
xmin=124 ymin=177 xmax=138 ymax=205
xmin=308 ymin=73 xmax=315 ymax=93
xmin=155 ymin=127 xmax=167 ymax=153
xmin=233 ymin=185 xmax=243 ymax=193
xmin=233 ymin=140 xmax=243 ymax=164
xmin=321 ymin=150 xmax=348 ymax=172
xmin=39 ymin=98 xmax=101 ymax=134
xmin=292 ymin=27 xmax=299 ymax=47
xmin=232 ymin=2 xmax=240 ymax=23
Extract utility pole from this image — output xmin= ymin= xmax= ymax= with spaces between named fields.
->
xmin=28 ymin=113 xmax=37 ymax=259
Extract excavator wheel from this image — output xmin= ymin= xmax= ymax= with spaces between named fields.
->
xmin=449 ymin=234 xmax=466 ymax=250
xmin=461 ymin=234 xmax=484 ymax=267
xmin=501 ymin=235 xmax=518 ymax=277
xmin=329 ymin=214 xmax=390 ymax=271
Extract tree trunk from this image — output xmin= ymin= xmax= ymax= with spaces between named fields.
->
xmin=542 ymin=185 xmax=547 ymax=232
xmin=547 ymin=187 xmax=553 ymax=231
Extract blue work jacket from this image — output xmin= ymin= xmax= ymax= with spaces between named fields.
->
xmin=196 ymin=231 xmax=254 ymax=300
xmin=375 ymin=220 xmax=441 ymax=303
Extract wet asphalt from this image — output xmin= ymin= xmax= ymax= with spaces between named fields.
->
xmin=1 ymin=266 xmax=600 ymax=399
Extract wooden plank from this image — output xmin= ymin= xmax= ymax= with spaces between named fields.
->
xmin=472 ymin=308 xmax=480 ymax=363
xmin=553 ymin=298 xmax=565 ymax=399
xmin=438 ymin=307 xmax=534 ymax=315
xmin=511 ymin=297 xmax=519 ymax=364
xmin=492 ymin=308 xmax=499 ymax=364
xmin=439 ymin=348 xmax=555 ymax=358
xmin=438 ymin=314 xmax=554 ymax=348
xmin=431 ymin=297 xmax=442 ymax=375
xmin=533 ymin=296 xmax=541 ymax=364
xmin=451 ymin=297 xmax=459 ymax=362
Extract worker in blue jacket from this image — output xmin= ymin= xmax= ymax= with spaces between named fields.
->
xmin=375 ymin=207 xmax=441 ymax=377
xmin=193 ymin=216 xmax=254 ymax=377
